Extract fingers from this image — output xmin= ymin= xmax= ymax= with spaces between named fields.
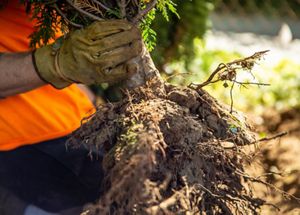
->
xmin=98 ymin=64 xmax=128 ymax=84
xmin=86 ymin=20 xmax=133 ymax=40
xmin=90 ymin=26 xmax=141 ymax=53
xmin=62 ymin=20 xmax=144 ymax=85
xmin=92 ymin=39 xmax=143 ymax=69
xmin=97 ymin=61 xmax=138 ymax=84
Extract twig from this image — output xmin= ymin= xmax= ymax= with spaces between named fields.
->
xmin=228 ymin=80 xmax=270 ymax=113
xmin=53 ymin=4 xmax=83 ymax=28
xmin=133 ymin=0 xmax=141 ymax=15
xmin=90 ymin=0 xmax=111 ymax=11
xmin=233 ymin=80 xmax=270 ymax=86
xmin=223 ymin=132 xmax=288 ymax=149
xmin=255 ymin=131 xmax=288 ymax=143
xmin=189 ymin=50 xmax=270 ymax=113
xmin=195 ymin=63 xmax=227 ymax=88
xmin=227 ymin=50 xmax=269 ymax=66
xmin=197 ymin=184 xmax=223 ymax=198
xmin=132 ymin=0 xmax=157 ymax=23
xmin=237 ymin=169 xmax=300 ymax=203
xmin=117 ymin=0 xmax=127 ymax=18
xmin=65 ymin=0 xmax=103 ymax=21
xmin=194 ymin=50 xmax=269 ymax=89
xmin=229 ymin=76 xmax=236 ymax=114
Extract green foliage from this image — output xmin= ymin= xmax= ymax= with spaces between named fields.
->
xmin=140 ymin=0 xmax=179 ymax=51
xmin=140 ymin=10 xmax=157 ymax=51
xmin=19 ymin=0 xmax=216 ymax=71
xmin=262 ymin=59 xmax=300 ymax=109
xmin=20 ymin=0 xmax=179 ymax=49
xmin=20 ymin=1 xmax=73 ymax=48
xmin=151 ymin=0 xmax=216 ymax=70
xmin=27 ymin=3 xmax=60 ymax=47
xmin=156 ymin=0 xmax=178 ymax=21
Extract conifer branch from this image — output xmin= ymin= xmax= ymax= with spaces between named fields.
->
xmin=65 ymin=0 xmax=103 ymax=21
xmin=53 ymin=4 xmax=83 ymax=28
xmin=90 ymin=0 xmax=111 ymax=11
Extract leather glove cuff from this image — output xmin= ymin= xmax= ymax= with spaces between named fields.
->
xmin=32 ymin=47 xmax=72 ymax=89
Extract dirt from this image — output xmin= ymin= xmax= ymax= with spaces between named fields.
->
xmin=68 ymin=78 xmax=268 ymax=215
xmin=248 ymin=108 xmax=300 ymax=214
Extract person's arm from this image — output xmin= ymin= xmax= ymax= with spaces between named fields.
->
xmin=0 ymin=20 xmax=142 ymax=98
xmin=0 ymin=52 xmax=45 ymax=98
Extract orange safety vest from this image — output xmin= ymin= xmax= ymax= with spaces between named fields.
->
xmin=0 ymin=1 xmax=95 ymax=151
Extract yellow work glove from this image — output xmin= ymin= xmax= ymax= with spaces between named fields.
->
xmin=33 ymin=20 xmax=142 ymax=89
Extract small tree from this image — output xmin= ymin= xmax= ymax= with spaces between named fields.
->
xmin=22 ymin=1 xmax=268 ymax=214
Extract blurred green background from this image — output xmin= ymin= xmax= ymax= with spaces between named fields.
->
xmin=148 ymin=0 xmax=300 ymax=114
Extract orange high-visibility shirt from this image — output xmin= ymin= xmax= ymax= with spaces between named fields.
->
xmin=0 ymin=1 xmax=95 ymax=151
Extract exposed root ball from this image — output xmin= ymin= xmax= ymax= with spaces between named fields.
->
xmin=68 ymin=81 xmax=264 ymax=214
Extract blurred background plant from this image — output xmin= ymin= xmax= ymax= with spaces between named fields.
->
xmin=152 ymin=0 xmax=300 ymax=114
xmin=150 ymin=0 xmax=215 ymax=71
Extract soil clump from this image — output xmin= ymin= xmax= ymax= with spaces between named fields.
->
xmin=69 ymin=78 xmax=264 ymax=214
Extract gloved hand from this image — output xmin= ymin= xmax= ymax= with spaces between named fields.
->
xmin=33 ymin=20 xmax=142 ymax=89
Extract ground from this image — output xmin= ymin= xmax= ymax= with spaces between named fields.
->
xmin=248 ymin=107 xmax=300 ymax=214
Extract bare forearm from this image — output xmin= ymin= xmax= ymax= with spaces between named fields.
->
xmin=0 ymin=52 xmax=45 ymax=98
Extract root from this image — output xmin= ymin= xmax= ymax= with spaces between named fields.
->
xmin=68 ymin=79 xmax=265 ymax=214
